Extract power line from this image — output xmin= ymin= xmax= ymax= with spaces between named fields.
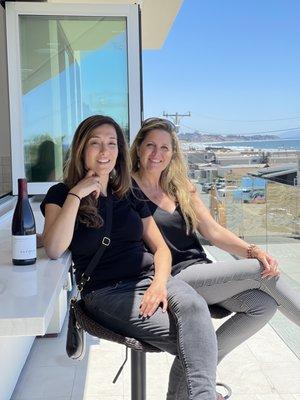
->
xmin=180 ymin=123 xmax=300 ymax=136
xmin=192 ymin=111 xmax=300 ymax=123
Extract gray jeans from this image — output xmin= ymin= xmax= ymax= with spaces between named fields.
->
xmin=167 ymin=258 xmax=300 ymax=399
xmin=84 ymin=276 xmax=218 ymax=400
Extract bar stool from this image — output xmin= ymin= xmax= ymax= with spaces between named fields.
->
xmin=73 ymin=299 xmax=232 ymax=400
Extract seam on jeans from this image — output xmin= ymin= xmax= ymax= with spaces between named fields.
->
xmin=192 ymin=275 xmax=261 ymax=288
xmin=175 ymin=260 xmax=264 ymax=287
xmin=191 ymin=278 xmax=262 ymax=304
xmin=168 ymin=301 xmax=194 ymax=399
xmin=221 ymin=288 xmax=260 ymax=312
xmin=259 ymin=281 xmax=280 ymax=305
xmin=233 ymin=290 xmax=260 ymax=313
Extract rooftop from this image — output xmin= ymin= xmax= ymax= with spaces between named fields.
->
xmin=249 ymin=164 xmax=298 ymax=178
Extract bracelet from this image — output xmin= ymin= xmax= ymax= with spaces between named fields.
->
xmin=68 ymin=192 xmax=81 ymax=202
xmin=247 ymin=244 xmax=259 ymax=259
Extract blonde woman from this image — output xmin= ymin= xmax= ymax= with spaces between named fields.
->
xmin=131 ymin=117 xmax=300 ymax=399
xmin=41 ymin=115 xmax=227 ymax=400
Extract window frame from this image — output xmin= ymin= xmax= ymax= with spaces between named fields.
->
xmin=6 ymin=2 xmax=141 ymax=195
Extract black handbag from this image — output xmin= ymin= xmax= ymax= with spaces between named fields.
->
xmin=66 ymin=196 xmax=113 ymax=360
xmin=66 ymin=298 xmax=86 ymax=360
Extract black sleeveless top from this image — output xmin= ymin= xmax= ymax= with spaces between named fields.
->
xmin=132 ymin=181 xmax=211 ymax=275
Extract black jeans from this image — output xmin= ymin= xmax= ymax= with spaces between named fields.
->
xmin=84 ymin=276 xmax=218 ymax=400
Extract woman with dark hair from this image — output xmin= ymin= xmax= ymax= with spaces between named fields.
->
xmin=41 ymin=115 xmax=225 ymax=400
xmin=130 ymin=117 xmax=300 ymax=399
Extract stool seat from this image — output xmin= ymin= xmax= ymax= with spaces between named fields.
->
xmin=74 ymin=299 xmax=231 ymax=353
xmin=73 ymin=299 xmax=161 ymax=352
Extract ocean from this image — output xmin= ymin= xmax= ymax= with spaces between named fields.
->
xmin=203 ymin=138 xmax=300 ymax=151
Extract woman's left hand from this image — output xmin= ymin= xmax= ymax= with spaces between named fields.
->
xmin=140 ymin=281 xmax=168 ymax=317
xmin=253 ymin=248 xmax=280 ymax=278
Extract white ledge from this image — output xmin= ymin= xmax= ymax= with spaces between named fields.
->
xmin=0 ymin=205 xmax=71 ymax=337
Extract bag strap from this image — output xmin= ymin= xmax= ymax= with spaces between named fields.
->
xmin=77 ymin=195 xmax=113 ymax=292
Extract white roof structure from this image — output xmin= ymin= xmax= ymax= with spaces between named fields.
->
xmin=47 ymin=0 xmax=184 ymax=49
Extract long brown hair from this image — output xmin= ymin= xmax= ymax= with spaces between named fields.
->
xmin=64 ymin=115 xmax=131 ymax=228
xmin=130 ymin=118 xmax=198 ymax=233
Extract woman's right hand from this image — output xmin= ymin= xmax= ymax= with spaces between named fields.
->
xmin=255 ymin=250 xmax=280 ymax=279
xmin=140 ymin=281 xmax=168 ymax=317
xmin=71 ymin=170 xmax=102 ymax=199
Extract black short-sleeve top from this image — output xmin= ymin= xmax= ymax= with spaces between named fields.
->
xmin=132 ymin=181 xmax=211 ymax=275
xmin=40 ymin=183 xmax=154 ymax=294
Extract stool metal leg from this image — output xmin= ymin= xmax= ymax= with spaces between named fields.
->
xmin=131 ymin=350 xmax=146 ymax=400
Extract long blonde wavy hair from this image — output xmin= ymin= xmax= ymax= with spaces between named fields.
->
xmin=130 ymin=118 xmax=198 ymax=233
xmin=64 ymin=115 xmax=131 ymax=228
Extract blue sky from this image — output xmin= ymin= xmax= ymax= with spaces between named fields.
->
xmin=142 ymin=0 xmax=300 ymax=136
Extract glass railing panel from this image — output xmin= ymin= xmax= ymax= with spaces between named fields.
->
xmin=187 ymin=151 xmax=300 ymax=357
xmin=264 ymin=180 xmax=300 ymax=357
xmin=266 ymin=180 xmax=299 ymax=239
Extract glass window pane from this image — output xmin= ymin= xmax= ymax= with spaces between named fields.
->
xmin=19 ymin=15 xmax=129 ymax=183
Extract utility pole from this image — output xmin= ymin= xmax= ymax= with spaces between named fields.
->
xmin=163 ymin=111 xmax=191 ymax=133
xmin=297 ymin=154 xmax=300 ymax=186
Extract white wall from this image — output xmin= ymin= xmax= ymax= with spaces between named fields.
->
xmin=0 ymin=336 xmax=35 ymax=400
xmin=0 ymin=6 xmax=12 ymax=194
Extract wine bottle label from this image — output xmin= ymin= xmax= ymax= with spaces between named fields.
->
xmin=12 ymin=234 xmax=37 ymax=260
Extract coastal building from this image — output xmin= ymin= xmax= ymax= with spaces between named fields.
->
xmin=249 ymin=164 xmax=298 ymax=186
xmin=267 ymin=150 xmax=300 ymax=165
xmin=186 ymin=150 xmax=216 ymax=164
xmin=216 ymin=163 xmax=266 ymax=179
xmin=191 ymin=163 xmax=264 ymax=183
xmin=193 ymin=164 xmax=218 ymax=183
xmin=183 ymin=145 xmax=300 ymax=184
xmin=214 ymin=151 xmax=264 ymax=166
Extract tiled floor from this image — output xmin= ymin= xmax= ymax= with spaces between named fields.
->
xmin=11 ymin=313 xmax=300 ymax=400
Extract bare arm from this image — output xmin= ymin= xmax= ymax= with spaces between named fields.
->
xmin=43 ymin=170 xmax=102 ymax=259
xmin=190 ymin=188 xmax=279 ymax=277
xmin=43 ymin=197 xmax=80 ymax=259
xmin=139 ymin=216 xmax=172 ymax=317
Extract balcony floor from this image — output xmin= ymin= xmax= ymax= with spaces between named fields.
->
xmin=11 ymin=308 xmax=300 ymax=400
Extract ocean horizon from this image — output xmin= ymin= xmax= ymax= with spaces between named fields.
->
xmin=201 ymin=138 xmax=300 ymax=150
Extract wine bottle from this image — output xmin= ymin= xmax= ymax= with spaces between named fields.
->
xmin=12 ymin=178 xmax=36 ymax=265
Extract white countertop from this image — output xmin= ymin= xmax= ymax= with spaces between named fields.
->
xmin=0 ymin=203 xmax=71 ymax=337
